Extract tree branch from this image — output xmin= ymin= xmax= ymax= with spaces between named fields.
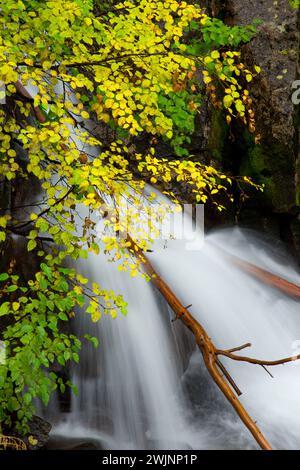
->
xmin=9 ymin=186 xmax=74 ymax=232
xmin=223 ymin=342 xmax=252 ymax=353
xmin=216 ymin=349 xmax=300 ymax=367
xmin=17 ymin=52 xmax=168 ymax=70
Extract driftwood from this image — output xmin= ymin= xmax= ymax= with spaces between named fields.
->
xmin=125 ymin=236 xmax=300 ymax=451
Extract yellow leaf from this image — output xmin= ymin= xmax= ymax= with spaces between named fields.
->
xmin=203 ymin=75 xmax=212 ymax=84
xmin=223 ymin=95 xmax=233 ymax=109
xmin=211 ymin=50 xmax=220 ymax=59
xmin=28 ymin=436 xmax=38 ymax=446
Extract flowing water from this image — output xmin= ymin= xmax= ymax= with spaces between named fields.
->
xmin=46 ymin=224 xmax=300 ymax=450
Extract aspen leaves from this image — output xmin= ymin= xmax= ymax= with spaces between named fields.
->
xmin=203 ymin=50 xmax=261 ymax=133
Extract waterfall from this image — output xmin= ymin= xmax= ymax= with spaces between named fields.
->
xmin=46 ymin=223 xmax=300 ymax=450
xmin=150 ymin=227 xmax=300 ymax=449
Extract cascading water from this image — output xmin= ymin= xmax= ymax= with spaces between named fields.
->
xmin=46 ymin=247 xmax=198 ymax=450
xmin=150 ymin=228 xmax=300 ymax=450
xmin=46 ymin=218 xmax=300 ymax=450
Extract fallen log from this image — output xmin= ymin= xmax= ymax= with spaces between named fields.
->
xmin=126 ymin=236 xmax=272 ymax=450
xmin=232 ymin=258 xmax=300 ymax=301
xmin=211 ymin=243 xmax=300 ymax=301
xmin=125 ymin=235 xmax=300 ymax=450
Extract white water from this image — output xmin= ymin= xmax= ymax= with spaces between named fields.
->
xmin=47 ymin=226 xmax=300 ymax=450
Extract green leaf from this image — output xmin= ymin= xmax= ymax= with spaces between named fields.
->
xmin=0 ymin=302 xmax=10 ymax=316
xmin=7 ymin=397 xmax=21 ymax=412
xmin=90 ymin=336 xmax=99 ymax=348
xmin=6 ymin=284 xmax=18 ymax=292
xmin=57 ymin=355 xmax=65 ymax=366
xmin=27 ymin=239 xmax=37 ymax=252
xmin=40 ymin=263 xmax=52 ymax=280
xmin=72 ymin=352 xmax=79 ymax=363
xmin=58 ymin=312 xmax=68 ymax=321
xmin=40 ymin=389 xmax=50 ymax=406
xmin=39 ymin=278 xmax=48 ymax=290
xmin=57 ymin=279 xmax=69 ymax=292
xmin=64 ymin=351 xmax=71 ymax=361
xmin=28 ymin=230 xmax=38 ymax=239
xmin=84 ymin=334 xmax=99 ymax=348
xmin=23 ymin=392 xmax=32 ymax=405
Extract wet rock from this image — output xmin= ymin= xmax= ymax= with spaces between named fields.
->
xmin=45 ymin=436 xmax=102 ymax=450
xmin=7 ymin=416 xmax=52 ymax=450
xmin=25 ymin=416 xmax=52 ymax=450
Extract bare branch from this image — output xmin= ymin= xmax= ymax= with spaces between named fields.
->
xmin=217 ymin=350 xmax=300 ymax=367
xmin=223 ymin=342 xmax=252 ymax=353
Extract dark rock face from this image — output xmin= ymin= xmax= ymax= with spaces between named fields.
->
xmin=240 ymin=0 xmax=300 ymax=260
xmin=228 ymin=0 xmax=299 ymax=210
xmin=204 ymin=0 xmax=300 ymax=260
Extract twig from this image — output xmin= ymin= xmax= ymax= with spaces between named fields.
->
xmin=9 ymin=186 xmax=74 ymax=232
xmin=261 ymin=365 xmax=274 ymax=379
xmin=224 ymin=342 xmax=252 ymax=353
xmin=216 ymin=358 xmax=242 ymax=396
xmin=17 ymin=52 xmax=169 ymax=70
